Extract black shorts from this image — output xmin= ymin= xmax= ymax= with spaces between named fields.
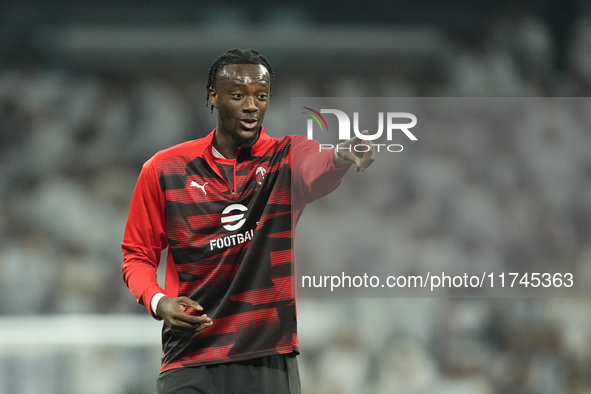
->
xmin=156 ymin=354 xmax=301 ymax=394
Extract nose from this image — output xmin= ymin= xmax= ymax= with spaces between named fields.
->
xmin=243 ymin=97 xmax=257 ymax=112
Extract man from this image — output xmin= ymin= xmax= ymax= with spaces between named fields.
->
xmin=122 ymin=48 xmax=374 ymax=394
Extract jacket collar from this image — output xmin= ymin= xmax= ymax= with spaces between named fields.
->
xmin=201 ymin=126 xmax=274 ymax=177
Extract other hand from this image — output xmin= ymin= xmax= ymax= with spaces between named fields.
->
xmin=156 ymin=296 xmax=213 ymax=335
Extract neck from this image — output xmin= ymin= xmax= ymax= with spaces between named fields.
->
xmin=213 ymin=129 xmax=239 ymax=160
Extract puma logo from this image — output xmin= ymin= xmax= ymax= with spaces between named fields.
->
xmin=190 ymin=181 xmax=208 ymax=195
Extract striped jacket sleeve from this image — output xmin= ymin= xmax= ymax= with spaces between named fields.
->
xmin=121 ymin=155 xmax=168 ymax=319
xmin=290 ymin=135 xmax=352 ymax=206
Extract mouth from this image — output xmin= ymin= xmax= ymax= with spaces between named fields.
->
xmin=239 ymin=118 xmax=258 ymax=131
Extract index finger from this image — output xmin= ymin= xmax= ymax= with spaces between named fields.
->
xmin=353 ymin=132 xmax=374 ymax=172
xmin=360 ymin=141 xmax=375 ymax=171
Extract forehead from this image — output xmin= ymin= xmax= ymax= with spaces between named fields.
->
xmin=216 ymin=64 xmax=270 ymax=87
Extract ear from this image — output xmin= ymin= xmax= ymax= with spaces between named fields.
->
xmin=209 ymin=88 xmax=217 ymax=108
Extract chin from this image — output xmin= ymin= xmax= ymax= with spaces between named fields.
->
xmin=231 ymin=129 xmax=259 ymax=148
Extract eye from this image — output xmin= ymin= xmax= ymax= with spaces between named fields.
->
xmin=258 ymin=93 xmax=268 ymax=100
xmin=232 ymin=93 xmax=243 ymax=99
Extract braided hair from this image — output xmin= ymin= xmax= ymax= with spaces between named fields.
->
xmin=206 ymin=48 xmax=274 ymax=112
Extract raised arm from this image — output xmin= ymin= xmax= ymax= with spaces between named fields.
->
xmin=290 ymin=132 xmax=375 ymax=206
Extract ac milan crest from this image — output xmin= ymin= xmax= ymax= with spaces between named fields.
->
xmin=255 ymin=166 xmax=266 ymax=185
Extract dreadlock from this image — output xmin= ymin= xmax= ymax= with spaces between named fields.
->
xmin=206 ymin=48 xmax=275 ymax=112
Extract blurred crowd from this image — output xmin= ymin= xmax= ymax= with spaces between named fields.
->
xmin=1 ymin=11 xmax=591 ymax=394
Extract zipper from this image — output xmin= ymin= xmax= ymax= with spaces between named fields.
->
xmin=232 ymin=147 xmax=240 ymax=198
xmin=207 ymin=145 xmax=239 ymax=199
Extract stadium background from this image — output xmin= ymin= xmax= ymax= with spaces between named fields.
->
xmin=1 ymin=0 xmax=591 ymax=393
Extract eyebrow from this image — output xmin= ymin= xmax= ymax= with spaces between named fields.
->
xmin=230 ymin=81 xmax=269 ymax=87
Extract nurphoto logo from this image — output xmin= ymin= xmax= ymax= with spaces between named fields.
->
xmin=302 ymin=107 xmax=417 ymax=152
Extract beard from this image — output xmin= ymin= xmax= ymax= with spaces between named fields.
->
xmin=229 ymin=127 xmax=260 ymax=148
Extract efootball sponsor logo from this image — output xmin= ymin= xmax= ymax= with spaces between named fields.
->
xmin=221 ymin=203 xmax=248 ymax=231
xmin=302 ymin=107 xmax=417 ymax=152
xmin=210 ymin=203 xmax=256 ymax=251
